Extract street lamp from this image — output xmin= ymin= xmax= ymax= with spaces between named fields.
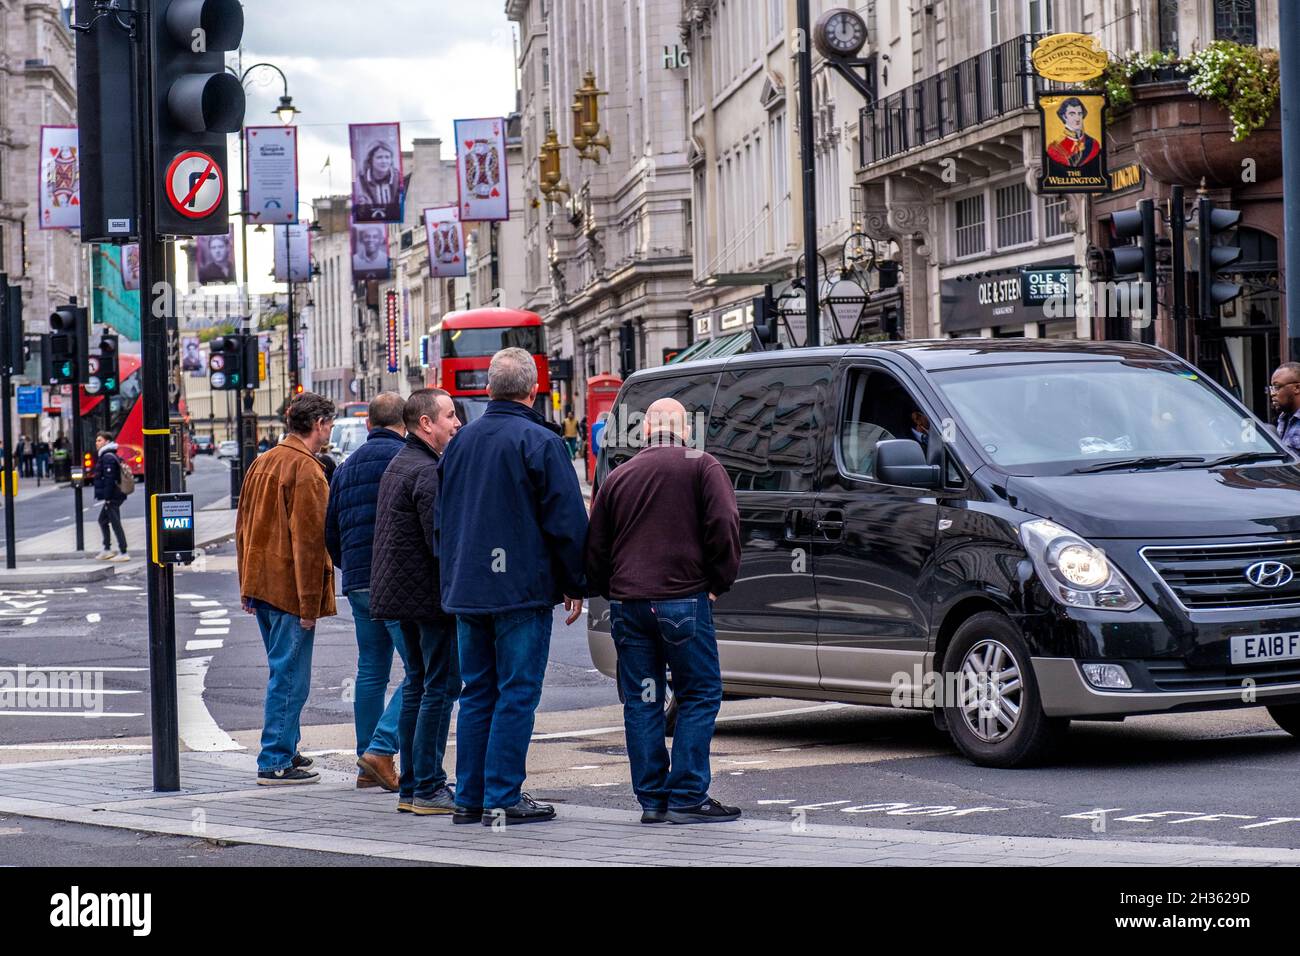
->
xmin=274 ymin=94 xmax=300 ymax=125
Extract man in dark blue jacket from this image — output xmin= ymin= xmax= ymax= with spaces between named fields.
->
xmin=325 ymin=392 xmax=409 ymax=792
xmin=92 ymin=431 xmax=129 ymax=562
xmin=437 ymin=347 xmax=588 ymax=825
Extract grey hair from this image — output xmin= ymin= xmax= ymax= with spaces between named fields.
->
xmin=488 ymin=347 xmax=537 ymax=401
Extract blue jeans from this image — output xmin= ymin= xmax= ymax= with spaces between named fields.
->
xmin=347 ymin=590 xmax=409 ymax=758
xmin=454 ymin=608 xmax=552 ymax=809
xmin=398 ymin=618 xmax=461 ymax=799
xmin=610 ymin=593 xmax=721 ymax=810
xmin=255 ymin=604 xmax=316 ymax=773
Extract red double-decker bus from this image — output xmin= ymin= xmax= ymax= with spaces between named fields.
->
xmin=79 ymin=352 xmax=192 ymax=478
xmin=433 ymin=307 xmax=550 ymax=423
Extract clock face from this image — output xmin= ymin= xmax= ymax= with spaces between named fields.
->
xmin=816 ymin=8 xmax=868 ymax=57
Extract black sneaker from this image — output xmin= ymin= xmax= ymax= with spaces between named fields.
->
xmin=666 ymin=798 xmax=741 ymax=824
xmin=482 ymin=793 xmax=555 ymax=826
xmin=452 ymin=805 xmax=484 ymax=825
xmin=640 ymin=807 xmax=669 ymax=824
xmin=291 ymin=753 xmax=314 ymax=770
xmin=256 ymin=767 xmax=319 ymax=786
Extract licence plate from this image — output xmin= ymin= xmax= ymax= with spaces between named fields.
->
xmin=1231 ymin=632 xmax=1300 ymax=665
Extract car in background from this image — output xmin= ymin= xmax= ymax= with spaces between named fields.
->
xmin=217 ymin=439 xmax=239 ymax=460
xmin=194 ymin=435 xmax=215 ymax=455
xmin=328 ymin=418 xmax=368 ymax=465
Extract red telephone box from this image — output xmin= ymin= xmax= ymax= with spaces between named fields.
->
xmin=585 ymin=374 xmax=622 ymax=486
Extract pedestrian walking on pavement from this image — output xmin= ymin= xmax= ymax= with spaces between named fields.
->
xmin=562 ymin=409 xmax=579 ymax=459
xmin=585 ymin=397 xmax=742 ymax=824
xmin=437 ymin=347 xmax=589 ymax=826
xmin=236 ymin=392 xmax=338 ymax=786
xmin=91 ymin=431 xmax=130 ymax=562
xmin=325 ymin=392 xmax=410 ymax=793
xmin=18 ymin=435 xmax=32 ymax=478
xmin=371 ymin=389 xmax=463 ymax=816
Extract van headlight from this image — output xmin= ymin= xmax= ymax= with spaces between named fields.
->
xmin=1019 ymin=519 xmax=1143 ymax=612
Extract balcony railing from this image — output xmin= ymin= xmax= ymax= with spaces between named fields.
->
xmin=859 ymin=34 xmax=1055 ymax=168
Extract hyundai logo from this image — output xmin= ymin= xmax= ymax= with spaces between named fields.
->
xmin=1245 ymin=560 xmax=1295 ymax=589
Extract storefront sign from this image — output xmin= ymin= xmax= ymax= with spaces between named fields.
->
xmin=1021 ymin=267 xmax=1077 ymax=308
xmin=1031 ymin=33 xmax=1108 ymax=83
xmin=1108 ymin=162 xmax=1144 ymax=195
xmin=942 ymin=259 xmax=1077 ymax=332
xmin=1037 ymin=91 xmax=1109 ymax=193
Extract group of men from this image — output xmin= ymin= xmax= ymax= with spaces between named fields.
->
xmin=235 ymin=346 xmax=743 ymax=827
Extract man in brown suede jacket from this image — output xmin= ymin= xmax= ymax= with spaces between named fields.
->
xmin=237 ymin=392 xmax=337 ymax=785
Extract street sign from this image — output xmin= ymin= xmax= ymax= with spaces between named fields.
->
xmin=16 ymin=386 xmax=41 ymax=416
xmin=151 ymin=493 xmax=196 ymax=565
xmin=164 ymin=150 xmax=225 ymax=220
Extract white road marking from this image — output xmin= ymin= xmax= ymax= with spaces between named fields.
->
xmin=175 ymin=593 xmax=205 ymax=600
xmin=175 ymin=656 xmax=243 ymax=752
xmin=85 ymin=613 xmax=101 ymax=623
xmin=529 ymin=702 xmax=849 ymax=741
xmin=191 ymin=601 xmax=221 ymax=608
xmin=185 ymin=639 xmax=224 ymax=651
xmin=0 ymin=688 xmax=138 ymax=696
xmin=756 ymin=799 xmax=796 ymax=805
xmin=104 ymin=585 xmax=143 ymax=592
xmin=790 ymin=800 xmax=851 ymax=811
xmin=0 ymin=711 xmax=143 ymax=718
xmin=198 ymin=610 xmax=228 ymax=619
xmin=193 ymin=627 xmax=229 ymax=636
xmin=0 ymin=743 xmax=151 ymax=751
xmin=0 ymin=666 xmax=145 ymax=672
xmin=590 ymin=782 xmax=619 ymax=787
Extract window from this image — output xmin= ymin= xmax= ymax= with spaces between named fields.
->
xmin=988 ymin=0 xmax=1000 ymax=45
xmin=1214 ymin=0 xmax=1256 ymax=45
xmin=602 ymin=374 xmax=721 ymax=476
xmin=1158 ymin=0 xmax=1179 ymax=52
xmin=838 ymin=368 xmax=929 ymax=482
xmin=1027 ymin=0 xmax=1054 ymax=34
xmin=1042 ymin=193 xmax=1070 ymax=239
xmin=995 ymin=183 xmax=1034 ymax=248
xmin=706 ymin=364 xmax=832 ymax=492
xmin=954 ymin=194 xmax=986 ymax=258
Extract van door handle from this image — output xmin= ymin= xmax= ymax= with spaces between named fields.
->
xmin=815 ymin=510 xmax=844 ymax=539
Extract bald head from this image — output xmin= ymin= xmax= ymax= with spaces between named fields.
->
xmin=368 ymin=391 xmax=407 ymax=434
xmin=643 ymin=398 xmax=690 ymax=444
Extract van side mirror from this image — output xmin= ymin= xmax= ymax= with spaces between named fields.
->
xmin=876 ymin=439 xmax=942 ymax=488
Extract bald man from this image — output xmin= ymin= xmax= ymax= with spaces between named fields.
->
xmin=585 ymin=397 xmax=742 ymax=824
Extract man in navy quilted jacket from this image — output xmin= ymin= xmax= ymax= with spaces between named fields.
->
xmin=325 ymin=392 xmax=409 ymax=792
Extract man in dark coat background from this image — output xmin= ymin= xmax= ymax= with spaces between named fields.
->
xmin=371 ymin=388 xmax=462 ymax=815
xmin=325 ymin=391 xmax=409 ymax=792
xmin=437 ymin=348 xmax=589 ymax=826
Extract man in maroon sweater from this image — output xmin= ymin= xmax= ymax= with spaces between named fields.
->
xmin=585 ymin=397 xmax=742 ymax=824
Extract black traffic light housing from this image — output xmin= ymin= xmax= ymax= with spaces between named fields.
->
xmin=152 ymin=0 xmax=246 ymax=236
xmin=0 ymin=278 xmax=23 ymax=376
xmin=753 ymin=285 xmax=780 ymax=349
xmin=1197 ymin=199 xmax=1243 ymax=319
xmin=92 ymin=333 xmax=121 ymax=397
xmin=43 ymin=305 xmax=85 ymax=385
xmin=1107 ymin=199 xmax=1158 ymax=343
xmin=242 ymin=333 xmax=260 ymax=389
xmin=208 ymin=334 xmax=244 ymax=390
xmin=618 ymin=321 xmax=636 ymax=379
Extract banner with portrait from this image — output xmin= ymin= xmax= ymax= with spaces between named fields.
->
xmin=349 ymin=123 xmax=403 ymax=223
xmin=196 ymin=228 xmax=237 ymax=285
xmin=350 ymin=223 xmax=390 ymax=281
xmin=39 ymin=126 xmax=81 ymax=229
xmin=423 ymin=205 xmax=466 ymax=278
xmin=246 ymin=126 xmax=299 ymax=225
xmin=454 ymin=117 xmax=509 ymax=222
xmin=273 ymin=223 xmax=312 ymax=283
xmin=1037 ymin=91 xmax=1109 ymax=193
xmin=120 ymin=243 xmax=141 ymax=291
xmin=181 ymin=336 xmax=204 ymax=376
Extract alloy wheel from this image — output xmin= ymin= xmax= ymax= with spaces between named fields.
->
xmin=957 ymin=639 xmax=1024 ymax=743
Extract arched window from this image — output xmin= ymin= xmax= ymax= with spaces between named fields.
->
xmin=1214 ymin=0 xmax=1257 ymax=46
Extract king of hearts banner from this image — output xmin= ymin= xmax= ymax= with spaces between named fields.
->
xmin=39 ymin=126 xmax=81 ymax=230
xmin=453 ymin=117 xmax=509 ymax=222
xmin=424 ymin=205 xmax=466 ymax=278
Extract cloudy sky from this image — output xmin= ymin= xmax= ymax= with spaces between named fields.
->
xmin=226 ymin=0 xmax=520 ymax=292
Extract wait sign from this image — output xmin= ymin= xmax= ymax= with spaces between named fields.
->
xmin=151 ymin=493 xmax=196 ymax=565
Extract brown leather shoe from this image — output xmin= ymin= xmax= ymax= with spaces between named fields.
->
xmin=356 ymin=752 xmax=399 ymax=792
xmin=356 ymin=771 xmax=380 ymax=789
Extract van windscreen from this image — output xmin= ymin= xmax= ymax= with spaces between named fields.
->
xmin=932 ymin=360 xmax=1287 ymax=475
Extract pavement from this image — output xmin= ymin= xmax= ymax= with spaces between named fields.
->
xmin=1 ymin=751 xmax=1296 ymax=866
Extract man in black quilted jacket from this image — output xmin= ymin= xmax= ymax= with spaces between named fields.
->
xmin=370 ymin=388 xmax=462 ymax=815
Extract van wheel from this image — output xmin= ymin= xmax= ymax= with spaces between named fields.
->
xmin=1266 ymin=703 xmax=1300 ymax=737
xmin=664 ymin=681 xmax=678 ymax=738
xmin=941 ymin=612 xmax=1069 ymax=768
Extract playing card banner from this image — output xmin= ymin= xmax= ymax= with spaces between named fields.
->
xmin=247 ymin=126 xmax=299 ymax=225
xmin=274 ymin=223 xmax=312 ymax=283
xmin=39 ymin=126 xmax=81 ymax=229
xmin=424 ymin=205 xmax=466 ymax=278
xmin=350 ymin=123 xmax=403 ymax=223
xmin=351 ymin=223 xmax=390 ymax=281
xmin=454 ymin=117 xmax=509 ymax=222
xmin=196 ymin=228 xmax=237 ymax=285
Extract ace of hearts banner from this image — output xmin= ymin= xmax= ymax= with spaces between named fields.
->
xmin=453 ymin=117 xmax=510 ymax=222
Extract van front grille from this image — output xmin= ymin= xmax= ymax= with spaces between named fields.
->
xmin=1141 ymin=540 xmax=1300 ymax=610
xmin=1141 ymin=659 xmax=1300 ymax=692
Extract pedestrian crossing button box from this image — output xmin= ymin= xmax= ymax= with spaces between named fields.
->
xmin=151 ymin=493 xmax=196 ymax=565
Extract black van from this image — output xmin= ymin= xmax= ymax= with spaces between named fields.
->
xmin=586 ymin=339 xmax=1300 ymax=767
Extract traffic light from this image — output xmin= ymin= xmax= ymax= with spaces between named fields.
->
xmin=152 ymin=0 xmax=246 ymax=236
xmin=98 ymin=334 xmax=120 ymax=396
xmin=242 ymin=334 xmax=261 ymax=389
xmin=618 ymin=321 xmax=636 ymax=379
xmin=1107 ymin=199 xmax=1157 ymax=342
xmin=208 ymin=334 xmax=244 ymax=390
xmin=43 ymin=305 xmax=83 ymax=385
xmin=1197 ymin=198 xmax=1243 ymax=319
xmin=753 ymin=286 xmax=779 ymax=348
xmin=0 ymin=277 xmax=22 ymax=376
